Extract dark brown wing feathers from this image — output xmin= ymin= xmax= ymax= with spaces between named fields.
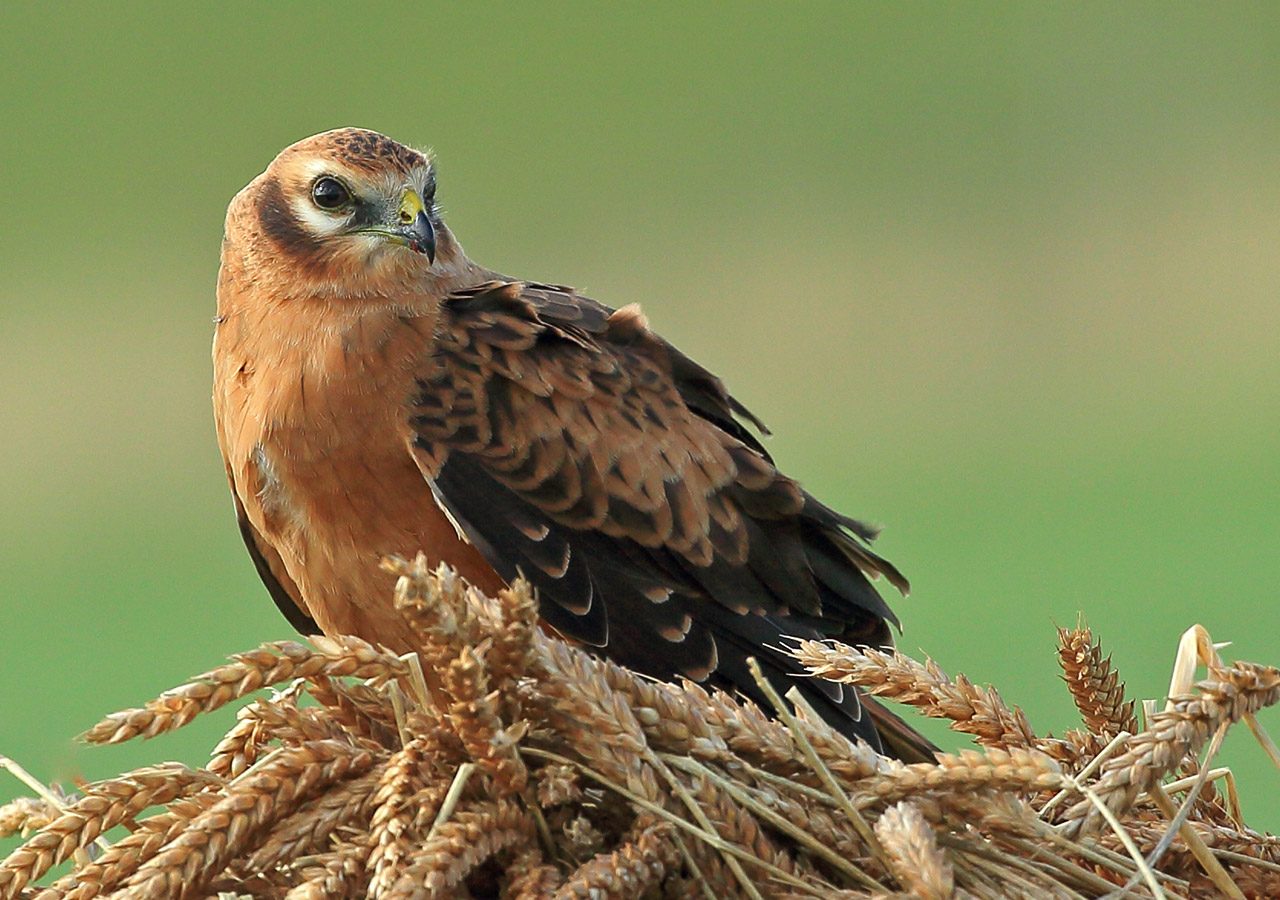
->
xmin=228 ymin=479 xmax=319 ymax=635
xmin=409 ymin=281 xmax=926 ymax=755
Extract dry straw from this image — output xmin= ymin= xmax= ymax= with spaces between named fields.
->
xmin=3 ymin=556 xmax=1278 ymax=898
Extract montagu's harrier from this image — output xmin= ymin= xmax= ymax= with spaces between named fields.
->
xmin=213 ymin=128 xmax=933 ymax=760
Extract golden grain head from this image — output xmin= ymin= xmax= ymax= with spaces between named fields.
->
xmin=1 ymin=565 xmax=1277 ymax=899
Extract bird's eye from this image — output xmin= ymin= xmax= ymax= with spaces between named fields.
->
xmin=311 ymin=177 xmax=351 ymax=210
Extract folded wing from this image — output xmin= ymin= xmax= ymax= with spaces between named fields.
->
xmin=407 ymin=281 xmax=924 ymax=755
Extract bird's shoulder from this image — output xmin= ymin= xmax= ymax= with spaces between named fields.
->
xmin=429 ymin=279 xmax=770 ymax=456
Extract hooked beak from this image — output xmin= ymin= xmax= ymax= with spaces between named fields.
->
xmin=396 ymin=188 xmax=436 ymax=263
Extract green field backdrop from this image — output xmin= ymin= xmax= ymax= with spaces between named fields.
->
xmin=3 ymin=3 xmax=1278 ymax=855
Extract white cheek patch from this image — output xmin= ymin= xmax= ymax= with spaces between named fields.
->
xmin=290 ymin=196 xmax=353 ymax=238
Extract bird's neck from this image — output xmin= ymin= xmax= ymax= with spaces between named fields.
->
xmin=213 ymin=219 xmax=499 ymax=434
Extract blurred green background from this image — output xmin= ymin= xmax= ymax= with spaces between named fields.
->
xmin=3 ymin=2 xmax=1278 ymax=851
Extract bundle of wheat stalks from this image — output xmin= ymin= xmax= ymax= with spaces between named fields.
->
xmin=2 ymin=557 xmax=1278 ymax=898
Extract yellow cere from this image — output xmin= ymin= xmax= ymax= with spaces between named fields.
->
xmin=398 ymin=188 xmax=425 ymax=224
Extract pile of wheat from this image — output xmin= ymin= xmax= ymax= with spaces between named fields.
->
xmin=2 ymin=556 xmax=1279 ymax=899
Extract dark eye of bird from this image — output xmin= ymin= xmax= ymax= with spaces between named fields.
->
xmin=311 ymin=177 xmax=351 ymax=210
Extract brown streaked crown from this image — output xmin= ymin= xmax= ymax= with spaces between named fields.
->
xmin=285 ymin=127 xmax=430 ymax=175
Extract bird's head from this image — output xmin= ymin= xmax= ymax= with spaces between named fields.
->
xmin=226 ymin=128 xmax=468 ymax=299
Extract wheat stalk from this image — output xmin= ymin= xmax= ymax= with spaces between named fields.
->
xmin=0 ymin=765 xmax=216 ymax=899
xmin=0 ymin=800 xmax=55 ymax=840
xmin=553 ymin=822 xmax=680 ymax=899
xmin=366 ymin=736 xmax=437 ymax=898
xmin=788 ymin=640 xmax=1040 ymax=751
xmin=1060 ymin=661 xmax=1280 ymax=838
xmin=875 ymin=801 xmax=954 ymax=899
xmin=115 ymin=741 xmax=374 ymax=899
xmin=387 ymin=797 xmax=533 ymax=896
xmin=1057 ymin=625 xmax=1139 ymax=738
xmin=81 ymin=638 xmax=406 ymax=745
xmin=4 ymin=564 xmax=1278 ymax=898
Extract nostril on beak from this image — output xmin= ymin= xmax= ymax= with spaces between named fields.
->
xmin=399 ymin=210 xmax=414 ymax=225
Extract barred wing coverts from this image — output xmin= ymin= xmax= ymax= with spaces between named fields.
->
xmin=407 ymin=281 xmax=910 ymax=751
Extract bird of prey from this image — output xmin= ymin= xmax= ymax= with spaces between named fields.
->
xmin=214 ymin=128 xmax=933 ymax=760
